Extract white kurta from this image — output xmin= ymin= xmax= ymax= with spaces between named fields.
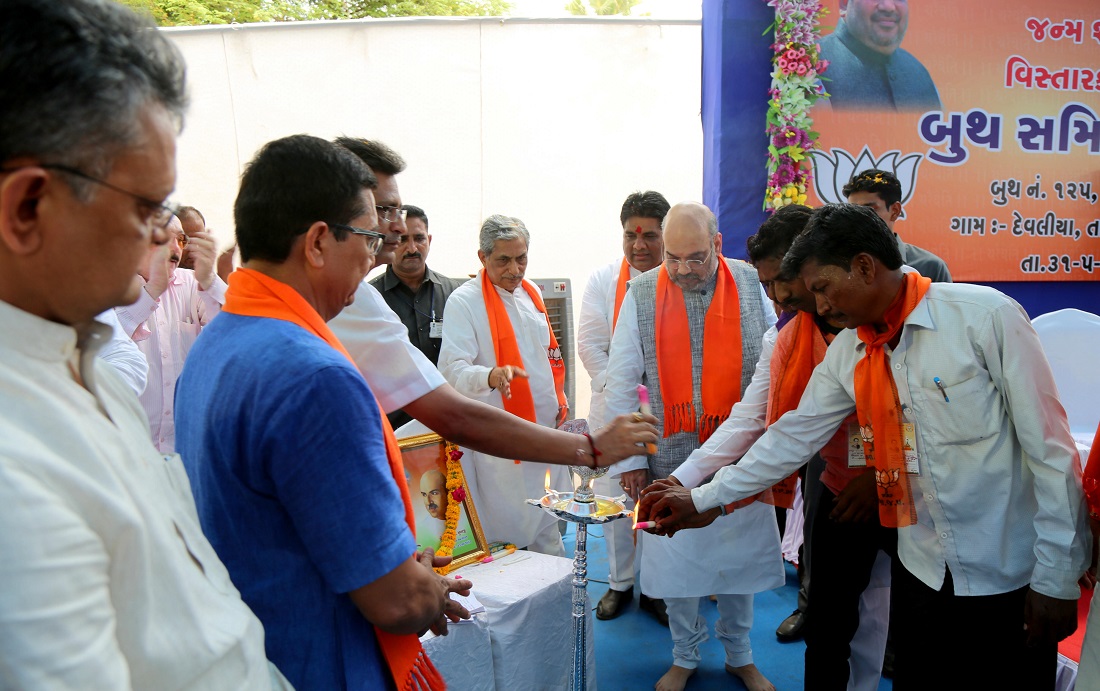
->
xmin=577 ymin=259 xmax=643 ymax=589
xmin=329 ymin=280 xmax=447 ymax=414
xmin=95 ymin=308 xmax=149 ymax=396
xmin=577 ymin=259 xmax=641 ymax=430
xmin=603 ymin=288 xmax=784 ymax=598
xmin=0 ymin=300 xmax=288 ymax=690
xmin=438 ymin=273 xmax=569 ymax=555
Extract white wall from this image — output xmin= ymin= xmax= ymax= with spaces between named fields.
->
xmin=165 ymin=16 xmax=704 ymax=417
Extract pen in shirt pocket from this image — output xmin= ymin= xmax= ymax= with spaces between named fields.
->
xmin=933 ymin=377 xmax=949 ymax=402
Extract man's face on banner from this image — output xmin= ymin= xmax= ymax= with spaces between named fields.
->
xmin=844 ymin=0 xmax=909 ymax=55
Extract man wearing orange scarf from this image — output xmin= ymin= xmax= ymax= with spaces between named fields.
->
xmin=642 ymin=203 xmax=1089 ymax=691
xmin=438 ymin=215 xmax=571 ymax=556
xmin=578 ymin=190 xmax=670 ymax=623
xmin=328 ymin=137 xmax=658 ymax=480
xmin=175 ymin=135 xmax=471 ymax=691
xmin=603 ymin=202 xmax=782 ymax=691
xmin=656 ymin=205 xmax=893 ymax=691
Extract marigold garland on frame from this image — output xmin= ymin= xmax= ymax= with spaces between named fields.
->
xmin=763 ymin=0 xmax=830 ymax=212
xmin=432 ymin=442 xmax=467 ymax=574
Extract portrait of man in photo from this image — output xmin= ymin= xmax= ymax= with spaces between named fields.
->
xmin=819 ymin=0 xmax=942 ymax=111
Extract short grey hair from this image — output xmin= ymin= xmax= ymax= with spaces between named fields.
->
xmin=0 ymin=0 xmax=188 ymax=199
xmin=479 ymin=214 xmax=530 ymax=256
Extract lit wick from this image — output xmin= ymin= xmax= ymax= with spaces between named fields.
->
xmin=544 ymin=469 xmax=559 ymax=501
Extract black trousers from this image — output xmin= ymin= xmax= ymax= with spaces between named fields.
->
xmin=891 ymin=562 xmax=1057 ymax=691
xmin=803 ymin=481 xmax=897 ymax=691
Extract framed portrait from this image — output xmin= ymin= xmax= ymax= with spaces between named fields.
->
xmin=398 ymin=432 xmax=488 ymax=573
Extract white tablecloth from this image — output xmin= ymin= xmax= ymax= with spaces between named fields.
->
xmin=422 ymin=612 xmax=494 ymax=691
xmin=422 ymin=550 xmax=597 ymax=690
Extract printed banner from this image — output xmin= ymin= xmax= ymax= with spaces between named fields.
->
xmin=807 ymin=0 xmax=1100 ymax=282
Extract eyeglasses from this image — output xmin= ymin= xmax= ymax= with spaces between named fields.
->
xmin=0 ymin=163 xmax=181 ymax=229
xmin=376 ymin=205 xmax=407 ymax=223
xmin=665 ymin=247 xmax=713 ymax=268
xmin=330 ymin=223 xmax=386 ymax=254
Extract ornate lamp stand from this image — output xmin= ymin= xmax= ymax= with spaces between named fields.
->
xmin=527 ymin=460 xmax=631 ymax=691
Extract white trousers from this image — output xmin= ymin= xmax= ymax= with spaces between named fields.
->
xmin=666 ymin=594 xmax=755 ymax=670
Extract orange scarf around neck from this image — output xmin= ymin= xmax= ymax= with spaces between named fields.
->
xmin=654 ymin=258 xmax=742 ymax=443
xmin=853 ymin=270 xmax=931 ymax=528
xmin=481 ymin=270 xmax=568 ymax=440
xmin=722 ymin=311 xmax=822 ymax=513
xmin=759 ymin=311 xmax=826 ymax=508
xmin=223 ymin=268 xmax=445 ymax=691
xmin=611 ymin=258 xmax=631 ymax=333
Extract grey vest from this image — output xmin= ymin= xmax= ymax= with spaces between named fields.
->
xmin=630 ymin=259 xmax=768 ymax=479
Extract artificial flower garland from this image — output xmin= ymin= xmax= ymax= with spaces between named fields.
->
xmin=433 ymin=442 xmax=467 ymax=574
xmin=764 ymin=0 xmax=830 ymax=211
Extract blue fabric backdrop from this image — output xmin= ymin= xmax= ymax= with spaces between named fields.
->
xmin=700 ymin=0 xmax=1099 ymax=318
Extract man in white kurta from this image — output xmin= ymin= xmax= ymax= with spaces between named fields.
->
xmin=439 ymin=215 xmax=569 ymax=556
xmin=578 ymin=190 xmax=670 ymax=621
xmin=0 ymin=2 xmax=287 ymax=686
xmin=604 ymin=203 xmax=783 ymax=691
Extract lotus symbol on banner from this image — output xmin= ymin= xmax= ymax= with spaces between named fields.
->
xmin=809 ymin=147 xmax=923 ymax=219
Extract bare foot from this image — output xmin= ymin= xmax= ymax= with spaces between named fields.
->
xmin=655 ymin=664 xmax=694 ymax=691
xmin=725 ymin=663 xmax=775 ymax=691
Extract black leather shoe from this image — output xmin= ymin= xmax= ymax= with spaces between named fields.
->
xmin=775 ymin=609 xmax=806 ymax=642
xmin=639 ymin=594 xmax=669 ymax=627
xmin=596 ymin=587 xmax=633 ymax=620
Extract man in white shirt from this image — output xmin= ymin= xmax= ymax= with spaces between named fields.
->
xmin=96 ymin=308 xmax=149 ymax=395
xmin=438 ymin=215 xmax=571 ymax=555
xmin=328 ymin=138 xmax=658 ymax=474
xmin=116 ymin=214 xmax=227 ymax=453
xmin=0 ymin=1 xmax=286 ymax=687
xmin=578 ymin=190 xmax=670 ymax=623
xmin=605 ymin=202 xmax=783 ymax=691
xmin=641 ymin=203 xmax=1089 ymax=691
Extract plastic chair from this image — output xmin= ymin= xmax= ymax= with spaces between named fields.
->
xmin=1031 ymin=308 xmax=1100 ymax=440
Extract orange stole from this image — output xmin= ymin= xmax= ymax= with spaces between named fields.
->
xmin=853 ymin=271 xmax=931 ymax=528
xmin=723 ymin=312 xmax=819 ymax=512
xmin=223 ymin=268 xmax=445 ymax=691
xmin=654 ymin=259 xmax=743 ymax=443
xmin=611 ymin=258 xmax=631 ymax=332
xmin=480 ymin=270 xmax=568 ymax=442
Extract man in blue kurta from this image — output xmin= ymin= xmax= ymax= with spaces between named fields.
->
xmin=175 ymin=134 xmax=469 ymax=691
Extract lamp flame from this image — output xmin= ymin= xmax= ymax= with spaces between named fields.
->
xmin=544 ymin=469 xmax=551 ymax=495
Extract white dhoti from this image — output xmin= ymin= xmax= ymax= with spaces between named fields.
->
xmin=639 ymin=501 xmax=784 ymax=598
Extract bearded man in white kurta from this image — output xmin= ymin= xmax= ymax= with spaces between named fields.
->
xmin=439 ymin=215 xmax=570 ymax=556
xmin=604 ymin=203 xmax=783 ymax=691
